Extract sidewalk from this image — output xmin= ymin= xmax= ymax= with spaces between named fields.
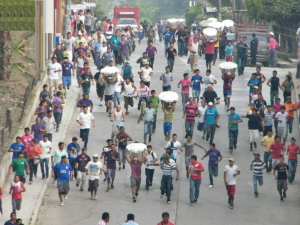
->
xmin=0 ymin=77 xmax=81 ymax=225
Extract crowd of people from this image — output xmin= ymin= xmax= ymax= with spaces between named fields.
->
xmin=2 ymin=9 xmax=300 ymax=225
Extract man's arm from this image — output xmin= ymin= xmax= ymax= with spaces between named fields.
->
xmin=223 ymin=171 xmax=228 ymax=185
xmin=125 ymin=153 xmax=131 ymax=164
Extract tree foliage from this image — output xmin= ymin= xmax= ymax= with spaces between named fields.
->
xmin=207 ymin=0 xmax=232 ymax=7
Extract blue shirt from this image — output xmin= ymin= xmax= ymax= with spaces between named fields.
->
xmin=67 ymin=143 xmax=80 ymax=161
xmin=247 ymin=79 xmax=261 ymax=94
xmin=93 ymin=42 xmax=103 ymax=52
xmin=122 ymin=65 xmax=133 ymax=77
xmin=110 ymin=36 xmax=121 ymax=51
xmin=191 ymin=75 xmax=203 ymax=91
xmin=228 ymin=113 xmax=242 ymax=130
xmin=163 ymin=31 xmax=173 ymax=43
xmin=225 ymin=45 xmax=233 ymax=57
xmin=52 ymin=162 xmax=73 ymax=182
xmin=204 ymin=149 xmax=222 ymax=166
xmin=61 ymin=62 xmax=73 ymax=77
xmin=205 ymin=108 xmax=219 ymax=125
xmin=9 ymin=143 xmax=25 ymax=159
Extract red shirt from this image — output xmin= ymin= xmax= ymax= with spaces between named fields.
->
xmin=178 ymin=79 xmax=192 ymax=94
xmin=25 ymin=145 xmax=42 ymax=160
xmin=157 ymin=221 xmax=175 ymax=225
xmin=270 ymin=142 xmax=284 ymax=159
xmin=21 ymin=135 xmax=33 ymax=148
xmin=205 ymin=41 xmax=216 ymax=54
xmin=288 ymin=144 xmax=300 ymax=160
xmin=11 ymin=181 xmax=22 ymax=200
xmin=190 ymin=161 xmax=204 ymax=180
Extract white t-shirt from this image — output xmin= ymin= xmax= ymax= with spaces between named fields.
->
xmin=77 ymin=112 xmax=94 ymax=129
xmin=203 ymin=75 xmax=216 ymax=89
xmin=224 ymin=165 xmax=240 ymax=185
xmin=198 ymin=105 xmax=207 ymax=123
xmin=48 ymin=63 xmax=62 ymax=80
xmin=145 ymin=151 xmax=158 ymax=169
xmin=275 ymin=112 xmax=288 ymax=128
xmin=85 ymin=161 xmax=103 ymax=180
xmin=165 ymin=140 xmax=181 ymax=159
xmin=140 ymin=67 xmax=153 ymax=82
xmin=113 ymin=75 xmax=124 ymax=92
xmin=79 ymin=15 xmax=85 ymax=23
xmin=63 ymin=38 xmax=75 ymax=51
xmin=92 ymin=33 xmax=106 ymax=43
xmin=39 ymin=140 xmax=52 ymax=159
xmin=99 ymin=46 xmax=107 ymax=59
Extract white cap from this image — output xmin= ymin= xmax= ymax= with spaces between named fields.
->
xmin=229 ymin=158 xmax=234 ymax=161
xmin=207 ymin=84 xmax=213 ymax=88
xmin=227 ymin=71 xmax=231 ymax=75
xmin=269 ymin=32 xmax=274 ymax=37
xmin=125 ymin=61 xmax=130 ymax=64
xmin=208 ymin=102 xmax=214 ymax=106
xmin=93 ymin=154 xmax=99 ymax=158
xmin=78 ymin=31 xmax=82 ymax=36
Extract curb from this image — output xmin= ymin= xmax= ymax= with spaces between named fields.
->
xmin=29 ymin=89 xmax=82 ymax=225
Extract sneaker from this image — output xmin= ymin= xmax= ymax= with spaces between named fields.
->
xmin=255 ymin=193 xmax=258 ymax=198
xmin=160 ymin=195 xmax=163 ymax=199
xmin=149 ymin=182 xmax=152 ymax=186
xmin=60 ymin=202 xmax=64 ymax=206
xmin=29 ymin=181 xmax=33 ymax=185
xmin=230 ymin=203 xmax=234 ymax=209
xmin=167 ymin=201 xmax=171 ymax=204
xmin=94 ymin=196 xmax=98 ymax=200
xmin=135 ymin=192 xmax=138 ymax=197
xmin=229 ymin=149 xmax=233 ymax=153
xmin=209 ymin=185 xmax=213 ymax=188
xmin=119 ymin=166 xmax=121 ymax=170
xmin=194 ymin=199 xmax=197 ymax=203
xmin=234 ymin=143 xmax=237 ymax=149
xmin=123 ymin=165 xmax=125 ymax=169
xmin=273 ymin=176 xmax=276 ymax=179
xmin=283 ymin=191 xmax=286 ymax=198
xmin=145 ymin=187 xmax=149 ymax=191
xmin=133 ymin=197 xmax=136 ymax=202
xmin=76 ymin=183 xmax=79 ymax=187
xmin=186 ymin=171 xmax=189 ymax=178
xmin=103 ymin=178 xmax=106 ymax=182
xmin=280 ymin=196 xmax=283 ymax=201
xmin=106 ymin=107 xmax=109 ymax=113
xmin=80 ymin=188 xmax=84 ymax=191
xmin=125 ymin=111 xmax=129 ymax=115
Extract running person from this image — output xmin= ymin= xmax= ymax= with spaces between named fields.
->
xmin=189 ymin=155 xmax=204 ymax=204
xmin=161 ymin=101 xmax=176 ymax=141
xmin=191 ymin=69 xmax=203 ymax=104
xmin=273 ymin=155 xmax=289 ymax=201
xmin=103 ymin=144 xmax=119 ymax=192
xmin=224 ymin=158 xmax=240 ymax=209
xmin=286 ymin=137 xmax=300 ymax=184
xmin=250 ymin=153 xmax=266 ymax=198
xmin=85 ymin=154 xmax=103 ymax=200
xmin=110 ymin=105 xmax=126 ymax=140
xmin=228 ymin=107 xmax=243 ymax=153
xmin=222 ymin=69 xmax=235 ymax=111
xmin=137 ymin=101 xmax=156 ymax=144
xmin=116 ymin=126 xmax=132 ymax=170
xmin=164 ymin=134 xmax=181 ymax=162
xmin=123 ymin=77 xmax=137 ymax=115
xmin=197 ymin=100 xmax=207 ymax=140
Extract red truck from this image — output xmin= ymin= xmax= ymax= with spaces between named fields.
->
xmin=112 ymin=6 xmax=140 ymax=26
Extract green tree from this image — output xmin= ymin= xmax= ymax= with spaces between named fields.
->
xmin=246 ymin=0 xmax=300 ymax=53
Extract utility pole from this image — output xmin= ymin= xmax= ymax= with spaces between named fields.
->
xmin=217 ymin=0 xmax=221 ymax=21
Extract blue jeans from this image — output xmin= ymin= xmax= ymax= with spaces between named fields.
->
xmin=62 ymin=76 xmax=71 ymax=88
xmin=167 ymin=59 xmax=174 ymax=72
xmin=145 ymin=168 xmax=155 ymax=188
xmin=113 ymin=92 xmax=121 ymax=107
xmin=253 ymin=175 xmax=263 ymax=194
xmin=208 ymin=165 xmax=218 ymax=185
xmin=54 ymin=112 xmax=62 ymax=128
xmin=144 ymin=122 xmax=153 ymax=135
xmin=269 ymin=48 xmax=276 ymax=66
xmin=160 ymin=175 xmax=172 ymax=201
xmin=237 ymin=55 xmax=246 ymax=74
xmin=40 ymin=157 xmax=49 ymax=178
xmin=95 ymin=55 xmax=100 ymax=68
xmin=228 ymin=129 xmax=238 ymax=150
xmin=28 ymin=159 xmax=38 ymax=182
xmin=138 ymin=96 xmax=148 ymax=110
xmin=287 ymin=117 xmax=294 ymax=134
xmin=264 ymin=152 xmax=272 ymax=172
xmin=190 ymin=178 xmax=201 ymax=202
xmin=206 ymin=124 xmax=216 ymax=144
xmin=80 ymin=128 xmax=90 ymax=147
xmin=185 ymin=121 xmax=195 ymax=137
xmin=270 ymin=90 xmax=278 ymax=106
xmin=82 ymin=86 xmax=91 ymax=97
xmin=178 ymin=41 xmax=186 ymax=56
xmin=288 ymin=159 xmax=298 ymax=183
xmin=164 ymin=42 xmax=170 ymax=52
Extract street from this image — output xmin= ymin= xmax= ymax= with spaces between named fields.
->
xmin=37 ymin=38 xmax=300 ymax=225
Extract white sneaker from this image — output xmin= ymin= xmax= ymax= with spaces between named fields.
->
xmin=60 ymin=202 xmax=64 ymax=206
xmin=167 ymin=201 xmax=171 ymax=204
xmin=94 ymin=195 xmax=98 ymax=200
xmin=64 ymin=195 xmax=67 ymax=200
xmin=160 ymin=195 xmax=163 ymax=199
xmin=209 ymin=185 xmax=213 ymax=188
xmin=273 ymin=176 xmax=276 ymax=179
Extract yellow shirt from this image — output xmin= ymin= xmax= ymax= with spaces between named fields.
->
xmin=214 ymin=41 xmax=219 ymax=47
xmin=262 ymin=135 xmax=274 ymax=152
xmin=163 ymin=109 xmax=174 ymax=123
xmin=74 ymin=37 xmax=88 ymax=48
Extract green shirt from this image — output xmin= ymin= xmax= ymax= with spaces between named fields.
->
xmin=163 ymin=108 xmax=174 ymax=122
xmin=136 ymin=57 xmax=150 ymax=68
xmin=12 ymin=158 xmax=27 ymax=176
xmin=148 ymin=96 xmax=159 ymax=111
xmin=52 ymin=149 xmax=68 ymax=165
xmin=54 ymin=88 xmax=66 ymax=104
xmin=142 ymin=108 xmax=156 ymax=122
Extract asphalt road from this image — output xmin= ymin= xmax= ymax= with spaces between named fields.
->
xmin=37 ymin=38 xmax=300 ymax=225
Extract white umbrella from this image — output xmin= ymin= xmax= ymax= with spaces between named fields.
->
xmin=222 ymin=19 xmax=234 ymax=28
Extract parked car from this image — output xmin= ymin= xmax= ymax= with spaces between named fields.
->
xmin=115 ymin=18 xmax=139 ymax=35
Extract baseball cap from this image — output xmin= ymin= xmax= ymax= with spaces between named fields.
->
xmin=93 ymin=154 xmax=99 ymax=158
xmin=125 ymin=61 xmax=130 ymax=64
xmin=207 ymin=84 xmax=213 ymax=88
xmin=78 ymin=49 xmax=83 ymax=53
xmin=252 ymin=33 xmax=256 ymax=37
xmin=227 ymin=71 xmax=231 ymax=75
xmin=119 ymin=126 xmax=125 ymax=129
xmin=208 ymin=102 xmax=214 ymax=106
xmin=229 ymin=158 xmax=234 ymax=161
xmin=253 ymin=152 xmax=260 ymax=156
xmin=72 ymin=136 xmax=78 ymax=140
xmin=144 ymin=62 xmax=149 ymax=65
xmin=254 ymin=86 xmax=259 ymax=89
xmin=269 ymin=32 xmax=275 ymax=37
xmin=61 ymin=155 xmax=67 ymax=159
xmin=77 ymin=31 xmax=82 ymax=36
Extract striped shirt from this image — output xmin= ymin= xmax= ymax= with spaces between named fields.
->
xmin=251 ymin=159 xmax=265 ymax=176
xmin=160 ymin=160 xmax=176 ymax=176
xmin=163 ymin=109 xmax=174 ymax=123
xmin=184 ymin=104 xmax=199 ymax=123
xmin=139 ymin=86 xmax=150 ymax=97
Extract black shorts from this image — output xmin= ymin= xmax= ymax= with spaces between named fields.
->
xmin=105 ymin=95 xmax=113 ymax=102
xmin=96 ymin=84 xmax=105 ymax=97
xmin=205 ymin=54 xmax=214 ymax=63
xmin=88 ymin=179 xmax=99 ymax=191
xmin=214 ymin=47 xmax=219 ymax=56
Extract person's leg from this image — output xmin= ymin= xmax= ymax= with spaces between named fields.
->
xmin=189 ymin=178 xmax=195 ymax=202
xmin=40 ymin=158 xmax=45 ymax=178
xmin=288 ymin=159 xmax=293 ymax=183
xmin=120 ymin=52 xmax=125 ymax=65
xmin=76 ymin=171 xmax=82 ymax=186
xmin=190 ymin=122 xmax=195 ymax=137
xmin=170 ymin=59 xmax=174 ymax=72
xmin=277 ymin=180 xmax=283 ymax=199
xmin=29 ymin=159 xmax=34 ymax=182
xmin=288 ymin=117 xmax=294 ymax=134
xmin=16 ymin=199 xmax=22 ymax=211
xmin=269 ymin=49 xmax=274 ymax=66
xmin=194 ymin=179 xmax=201 ymax=201
xmin=209 ymin=124 xmax=216 ymax=144
xmin=253 ymin=175 xmax=258 ymax=195
xmin=213 ymin=165 xmax=218 ymax=178
xmin=149 ymin=169 xmax=154 ymax=185
xmin=208 ymin=165 xmax=213 ymax=185
xmin=76 ymin=68 xmax=81 ymax=86
xmin=12 ymin=198 xmax=16 ymax=213
xmin=84 ymin=129 xmax=90 ymax=147
xmin=206 ymin=124 xmax=211 ymax=141
xmin=153 ymin=114 xmax=157 ymax=132
xmin=228 ymin=129 xmax=233 ymax=150
xmin=80 ymin=172 xmax=87 ymax=190
xmin=166 ymin=176 xmax=172 ymax=202
xmin=253 ymin=129 xmax=260 ymax=145
xmin=122 ymin=148 xmax=126 ymax=166
xmin=145 ymin=168 xmax=150 ymax=188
